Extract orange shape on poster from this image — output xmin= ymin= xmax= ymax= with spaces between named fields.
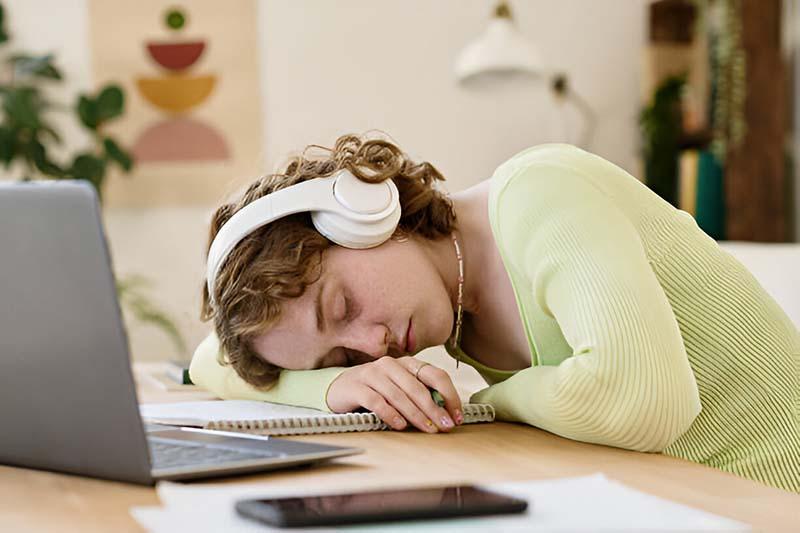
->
xmin=137 ymin=74 xmax=216 ymax=113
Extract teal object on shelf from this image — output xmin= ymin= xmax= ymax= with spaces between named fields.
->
xmin=694 ymin=150 xmax=726 ymax=240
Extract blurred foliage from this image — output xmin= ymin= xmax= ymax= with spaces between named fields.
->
xmin=116 ymin=275 xmax=188 ymax=356
xmin=0 ymin=3 xmax=132 ymax=199
xmin=639 ymin=74 xmax=687 ymax=208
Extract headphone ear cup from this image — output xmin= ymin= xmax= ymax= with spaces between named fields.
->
xmin=311 ymin=172 xmax=402 ymax=248
xmin=312 ymin=204 xmax=401 ymax=249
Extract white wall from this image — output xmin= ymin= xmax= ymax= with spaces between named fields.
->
xmin=257 ymin=1 xmax=647 ymax=180
xmin=2 ymin=0 xmax=650 ymax=362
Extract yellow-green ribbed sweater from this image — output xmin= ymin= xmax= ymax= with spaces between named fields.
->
xmin=190 ymin=143 xmax=800 ymax=492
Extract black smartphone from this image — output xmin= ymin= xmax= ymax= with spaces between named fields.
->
xmin=235 ymin=485 xmax=529 ymax=528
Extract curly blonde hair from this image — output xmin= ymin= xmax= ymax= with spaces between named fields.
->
xmin=201 ymin=133 xmax=457 ymax=388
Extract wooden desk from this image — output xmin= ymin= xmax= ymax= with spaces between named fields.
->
xmin=2 ymin=364 xmax=798 ymax=532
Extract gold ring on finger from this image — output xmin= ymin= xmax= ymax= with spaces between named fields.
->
xmin=414 ymin=361 xmax=431 ymax=380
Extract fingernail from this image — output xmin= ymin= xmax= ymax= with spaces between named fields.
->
xmin=425 ymin=419 xmax=438 ymax=433
xmin=441 ymin=416 xmax=454 ymax=428
xmin=393 ymin=417 xmax=406 ymax=429
xmin=455 ymin=410 xmax=463 ymax=425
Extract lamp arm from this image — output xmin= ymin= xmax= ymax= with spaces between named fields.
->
xmin=550 ymin=73 xmax=597 ymax=150
xmin=568 ymin=89 xmax=597 ymax=150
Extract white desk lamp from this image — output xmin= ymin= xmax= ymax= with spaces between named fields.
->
xmin=454 ymin=1 xmax=596 ymax=149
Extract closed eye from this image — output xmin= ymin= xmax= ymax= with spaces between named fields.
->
xmin=337 ymin=292 xmax=357 ymax=323
xmin=343 ymin=296 xmax=356 ymax=321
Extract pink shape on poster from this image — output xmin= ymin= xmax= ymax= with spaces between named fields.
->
xmin=133 ymin=117 xmax=230 ymax=162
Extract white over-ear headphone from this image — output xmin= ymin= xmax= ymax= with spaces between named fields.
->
xmin=206 ymin=169 xmax=401 ymax=300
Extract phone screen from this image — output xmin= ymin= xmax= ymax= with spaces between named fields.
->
xmin=236 ymin=485 xmax=529 ymax=527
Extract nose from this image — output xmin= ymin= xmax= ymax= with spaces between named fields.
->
xmin=343 ymin=322 xmax=390 ymax=360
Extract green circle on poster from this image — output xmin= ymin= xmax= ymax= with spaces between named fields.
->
xmin=165 ymin=8 xmax=186 ymax=30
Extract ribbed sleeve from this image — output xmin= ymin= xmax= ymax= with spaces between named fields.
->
xmin=189 ymin=332 xmax=345 ymax=412
xmin=470 ymin=164 xmax=701 ymax=452
xmin=647 ymin=218 xmax=800 ymax=492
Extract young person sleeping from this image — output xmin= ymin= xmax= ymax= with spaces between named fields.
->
xmin=192 ymin=133 xmax=800 ymax=493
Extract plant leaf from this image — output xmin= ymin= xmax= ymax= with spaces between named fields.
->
xmin=8 ymin=53 xmax=62 ymax=81
xmin=116 ymin=275 xmax=187 ymax=355
xmin=0 ymin=126 xmax=15 ymax=166
xmin=103 ymin=136 xmax=133 ymax=171
xmin=30 ymin=139 xmax=65 ymax=177
xmin=0 ymin=4 xmax=9 ymax=45
xmin=116 ymin=273 xmax=151 ymax=293
xmin=95 ymin=85 xmax=124 ymax=123
xmin=69 ymin=153 xmax=106 ymax=192
xmin=77 ymin=95 xmax=98 ymax=129
xmin=2 ymin=86 xmax=42 ymax=129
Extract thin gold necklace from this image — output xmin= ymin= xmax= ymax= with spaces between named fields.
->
xmin=450 ymin=233 xmax=464 ymax=367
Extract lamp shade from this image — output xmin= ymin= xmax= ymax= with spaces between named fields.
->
xmin=454 ymin=16 xmax=546 ymax=82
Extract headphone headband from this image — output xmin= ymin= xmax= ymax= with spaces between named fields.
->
xmin=206 ymin=170 xmax=400 ymax=301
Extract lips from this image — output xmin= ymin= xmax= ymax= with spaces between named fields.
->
xmin=404 ymin=318 xmax=414 ymax=353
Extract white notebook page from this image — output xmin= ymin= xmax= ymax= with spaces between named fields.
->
xmin=140 ymin=400 xmax=329 ymax=426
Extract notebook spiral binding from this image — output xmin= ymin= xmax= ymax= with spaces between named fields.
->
xmin=206 ymin=404 xmax=495 ymax=436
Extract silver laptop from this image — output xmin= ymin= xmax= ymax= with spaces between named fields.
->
xmin=0 ymin=181 xmax=361 ymax=485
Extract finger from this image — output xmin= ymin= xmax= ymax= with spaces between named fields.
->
xmin=357 ymin=386 xmax=407 ymax=431
xmin=390 ymin=360 xmax=455 ymax=432
xmin=415 ymin=364 xmax=463 ymax=425
xmin=369 ymin=377 xmax=439 ymax=433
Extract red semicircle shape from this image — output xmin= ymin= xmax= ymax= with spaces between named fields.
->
xmin=146 ymin=41 xmax=206 ymax=71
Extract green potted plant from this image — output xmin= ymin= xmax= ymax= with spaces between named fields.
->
xmin=639 ymin=74 xmax=687 ymax=208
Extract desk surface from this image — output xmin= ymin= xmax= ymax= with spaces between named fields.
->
xmin=2 ymin=363 xmax=799 ymax=532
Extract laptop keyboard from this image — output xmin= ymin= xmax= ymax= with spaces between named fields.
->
xmin=148 ymin=437 xmax=284 ymax=470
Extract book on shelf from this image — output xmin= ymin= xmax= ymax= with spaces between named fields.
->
xmin=677 ymin=148 xmax=725 ymax=240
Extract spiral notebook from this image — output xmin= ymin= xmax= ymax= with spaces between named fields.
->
xmin=140 ymin=400 xmax=495 ymax=436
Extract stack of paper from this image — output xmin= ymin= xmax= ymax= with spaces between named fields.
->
xmin=131 ymin=473 xmax=749 ymax=532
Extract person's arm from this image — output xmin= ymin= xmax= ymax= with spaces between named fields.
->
xmin=189 ymin=332 xmax=345 ymax=412
xmin=190 ymin=332 xmax=464 ymax=431
xmin=470 ymin=163 xmax=701 ymax=452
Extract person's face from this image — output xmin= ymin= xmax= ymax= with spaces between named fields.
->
xmin=251 ymin=237 xmax=455 ymax=370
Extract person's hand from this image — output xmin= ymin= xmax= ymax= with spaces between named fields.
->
xmin=326 ymin=356 xmax=464 ymax=433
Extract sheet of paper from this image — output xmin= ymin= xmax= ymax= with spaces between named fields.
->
xmin=139 ymin=400 xmax=328 ymax=426
xmin=130 ymin=474 xmax=750 ymax=532
xmin=130 ymin=505 xmax=273 ymax=533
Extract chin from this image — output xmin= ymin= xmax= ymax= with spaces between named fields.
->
xmin=414 ymin=310 xmax=455 ymax=352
